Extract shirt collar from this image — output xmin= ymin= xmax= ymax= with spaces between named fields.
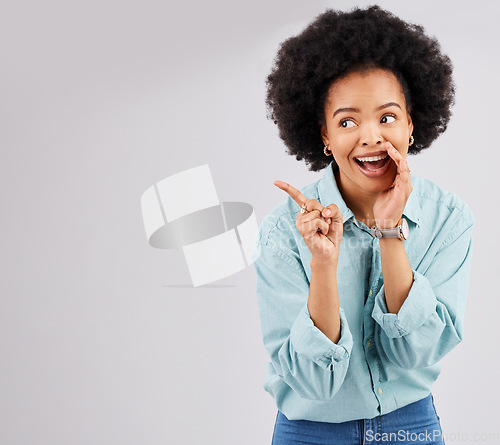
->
xmin=317 ymin=161 xmax=420 ymax=227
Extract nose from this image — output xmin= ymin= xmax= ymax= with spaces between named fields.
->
xmin=360 ymin=123 xmax=383 ymax=147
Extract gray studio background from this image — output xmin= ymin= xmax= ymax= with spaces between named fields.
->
xmin=1 ymin=0 xmax=498 ymax=444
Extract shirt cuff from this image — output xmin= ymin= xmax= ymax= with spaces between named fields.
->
xmin=371 ymin=270 xmax=437 ymax=338
xmin=289 ymin=303 xmax=353 ymax=369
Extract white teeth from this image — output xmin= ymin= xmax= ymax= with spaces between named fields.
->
xmin=356 ymin=154 xmax=388 ymax=162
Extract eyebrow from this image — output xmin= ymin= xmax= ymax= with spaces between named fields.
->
xmin=332 ymin=102 xmax=402 ymax=118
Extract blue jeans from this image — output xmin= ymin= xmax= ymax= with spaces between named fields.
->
xmin=271 ymin=393 xmax=445 ymax=445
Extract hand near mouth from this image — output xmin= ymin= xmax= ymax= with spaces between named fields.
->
xmin=372 ymin=142 xmax=413 ymax=229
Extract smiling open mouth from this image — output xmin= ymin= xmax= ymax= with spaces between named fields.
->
xmin=355 ymin=154 xmax=390 ymax=172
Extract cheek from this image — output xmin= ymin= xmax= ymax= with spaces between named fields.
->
xmin=330 ymin=132 xmax=355 ymax=151
xmin=330 ymin=144 xmax=352 ymax=163
xmin=330 ymin=145 xmax=355 ymax=169
xmin=329 ymin=134 xmax=357 ymax=166
xmin=387 ymin=126 xmax=411 ymax=147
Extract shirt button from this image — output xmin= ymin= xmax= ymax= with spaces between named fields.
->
xmin=367 ymin=340 xmax=370 ymax=347
xmin=378 ymin=387 xmax=383 ymax=395
xmin=368 ymin=289 xmax=373 ymax=297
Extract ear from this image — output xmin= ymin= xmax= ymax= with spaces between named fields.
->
xmin=319 ymin=122 xmax=328 ymax=145
xmin=407 ymin=112 xmax=414 ymax=136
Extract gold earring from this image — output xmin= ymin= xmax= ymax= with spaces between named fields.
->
xmin=324 ymin=144 xmax=332 ymax=156
xmin=409 ymin=135 xmax=414 ymax=146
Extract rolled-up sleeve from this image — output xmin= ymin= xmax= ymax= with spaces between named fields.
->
xmin=253 ymin=238 xmax=353 ymax=401
xmin=290 ymin=303 xmax=352 ymax=367
xmin=371 ymin=215 xmax=474 ymax=370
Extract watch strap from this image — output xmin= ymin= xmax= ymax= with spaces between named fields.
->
xmin=371 ymin=218 xmax=404 ymax=239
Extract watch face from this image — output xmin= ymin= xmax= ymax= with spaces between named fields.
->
xmin=401 ymin=218 xmax=409 ymax=239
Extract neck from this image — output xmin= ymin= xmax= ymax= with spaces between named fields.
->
xmin=333 ymin=166 xmax=379 ymax=227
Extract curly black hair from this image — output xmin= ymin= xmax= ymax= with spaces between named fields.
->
xmin=265 ymin=5 xmax=455 ymax=172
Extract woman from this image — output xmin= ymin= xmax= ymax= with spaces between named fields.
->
xmin=252 ymin=6 xmax=474 ymax=445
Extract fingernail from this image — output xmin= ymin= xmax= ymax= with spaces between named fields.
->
xmin=323 ymin=209 xmax=331 ymax=216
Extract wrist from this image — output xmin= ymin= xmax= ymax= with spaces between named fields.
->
xmin=379 ymin=237 xmax=404 ymax=245
xmin=310 ymin=256 xmax=338 ymax=269
xmin=378 ymin=223 xmax=397 ymax=230
xmin=375 ymin=218 xmax=400 ymax=230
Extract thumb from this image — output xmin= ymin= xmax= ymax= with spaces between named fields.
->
xmin=322 ymin=204 xmax=343 ymax=248
xmin=321 ymin=204 xmax=343 ymax=224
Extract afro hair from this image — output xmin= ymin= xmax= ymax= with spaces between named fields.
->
xmin=265 ymin=5 xmax=455 ymax=171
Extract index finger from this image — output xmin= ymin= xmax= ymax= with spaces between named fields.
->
xmin=273 ymin=180 xmax=308 ymax=207
xmin=386 ymin=142 xmax=405 ymax=164
xmin=386 ymin=142 xmax=409 ymax=174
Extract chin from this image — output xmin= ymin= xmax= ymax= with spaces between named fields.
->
xmin=360 ymin=166 xmax=397 ymax=188
xmin=339 ymin=164 xmax=396 ymax=191
xmin=362 ymin=180 xmax=392 ymax=192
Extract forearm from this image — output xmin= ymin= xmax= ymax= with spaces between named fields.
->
xmin=308 ymin=258 xmax=341 ymax=344
xmin=379 ymin=238 xmax=413 ymax=313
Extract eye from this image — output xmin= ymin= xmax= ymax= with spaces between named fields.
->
xmin=381 ymin=115 xmax=396 ymax=124
xmin=340 ymin=119 xmax=356 ymax=128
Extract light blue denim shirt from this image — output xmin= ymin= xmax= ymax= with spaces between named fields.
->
xmin=252 ymin=161 xmax=474 ymax=423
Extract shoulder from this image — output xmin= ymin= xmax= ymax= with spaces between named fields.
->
xmin=412 ymin=176 xmax=474 ymax=226
xmin=256 ymin=180 xmax=321 ymax=247
xmin=410 ymin=176 xmax=474 ymax=250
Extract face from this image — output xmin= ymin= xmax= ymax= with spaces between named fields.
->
xmin=320 ymin=68 xmax=413 ymax=194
